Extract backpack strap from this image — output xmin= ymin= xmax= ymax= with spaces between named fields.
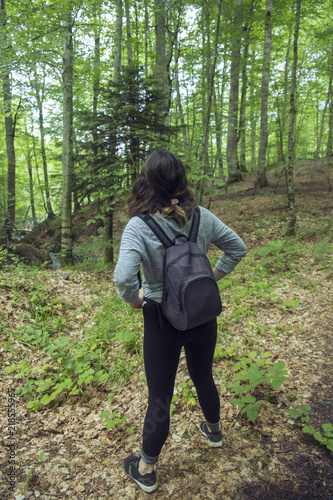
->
xmin=188 ymin=206 xmax=200 ymax=242
xmin=138 ymin=214 xmax=173 ymax=248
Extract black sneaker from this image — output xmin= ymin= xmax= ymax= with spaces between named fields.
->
xmin=124 ymin=455 xmax=158 ymax=493
xmin=200 ymin=421 xmax=223 ymax=448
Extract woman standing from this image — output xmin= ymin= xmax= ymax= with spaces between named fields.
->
xmin=114 ymin=149 xmax=247 ymax=493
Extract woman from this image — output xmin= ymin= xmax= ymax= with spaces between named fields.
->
xmin=114 ymin=149 xmax=247 ymax=493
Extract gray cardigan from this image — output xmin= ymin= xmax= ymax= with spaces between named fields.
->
xmin=114 ymin=205 xmax=247 ymax=303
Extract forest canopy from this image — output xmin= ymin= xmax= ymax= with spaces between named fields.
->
xmin=0 ymin=0 xmax=332 ymax=264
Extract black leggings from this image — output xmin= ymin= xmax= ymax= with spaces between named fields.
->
xmin=141 ymin=299 xmax=220 ymax=464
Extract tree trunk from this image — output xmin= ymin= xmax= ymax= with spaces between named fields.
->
xmin=125 ymin=0 xmax=132 ymax=65
xmin=104 ymin=198 xmax=114 ymax=264
xmin=26 ymin=142 xmax=37 ymax=227
xmin=326 ymin=78 xmax=333 ymax=157
xmin=114 ymin=0 xmax=122 ymax=80
xmin=315 ymin=79 xmax=331 ymax=158
xmin=277 ymin=32 xmax=292 ymax=163
xmin=154 ymin=0 xmax=170 ymax=120
xmin=104 ymin=0 xmax=123 ymax=265
xmin=199 ymin=0 xmax=222 ymax=204
xmin=33 ymin=69 xmax=55 ymax=219
xmin=144 ymin=0 xmax=149 ymax=78
xmin=226 ymin=0 xmax=243 ymax=184
xmin=61 ymin=9 xmax=74 ymax=267
xmin=286 ymin=0 xmax=301 ymax=236
xmin=249 ymin=56 xmax=257 ymax=170
xmin=239 ymin=4 xmax=253 ymax=174
xmin=175 ymin=46 xmax=188 ymax=151
xmin=255 ymin=0 xmax=273 ymax=188
xmin=1 ymin=0 xmax=16 ymax=237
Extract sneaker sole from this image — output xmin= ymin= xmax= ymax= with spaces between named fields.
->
xmin=200 ymin=427 xmax=223 ymax=448
xmin=129 ymin=475 xmax=158 ymax=493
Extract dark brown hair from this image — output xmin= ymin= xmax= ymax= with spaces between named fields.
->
xmin=127 ymin=149 xmax=195 ymax=226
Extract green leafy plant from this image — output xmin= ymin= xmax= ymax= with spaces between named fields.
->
xmin=288 ymin=404 xmax=333 ymax=451
xmin=178 ymin=380 xmax=197 ymax=407
xmin=101 ymin=409 xmax=128 ymax=430
xmin=288 ymin=404 xmax=311 ymax=422
xmin=226 ymin=352 xmax=288 ymax=423
xmin=302 ymin=423 xmax=333 ymax=451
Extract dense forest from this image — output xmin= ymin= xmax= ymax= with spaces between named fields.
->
xmin=0 ymin=0 xmax=332 ymax=265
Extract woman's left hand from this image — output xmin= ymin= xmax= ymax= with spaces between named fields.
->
xmin=129 ymin=287 xmax=145 ymax=309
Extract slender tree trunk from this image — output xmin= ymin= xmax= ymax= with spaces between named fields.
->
xmin=33 ymin=70 xmax=55 ymax=219
xmin=214 ymin=86 xmax=223 ymax=175
xmin=226 ymin=0 xmax=243 ymax=184
xmin=239 ymin=5 xmax=253 ymax=174
xmin=92 ymin=6 xmax=100 ymax=161
xmin=61 ymin=9 xmax=74 ymax=266
xmin=286 ymin=0 xmax=301 ymax=236
xmin=199 ymin=0 xmax=222 ymax=204
xmin=104 ymin=0 xmax=123 ymax=265
xmin=249 ymin=56 xmax=256 ymax=170
xmin=277 ymin=31 xmax=292 ymax=163
xmin=125 ymin=0 xmax=132 ymax=65
xmin=315 ymin=80 xmax=330 ymax=158
xmin=26 ymin=144 xmax=37 ymax=227
xmin=327 ymin=78 xmax=333 ymax=157
xmin=144 ymin=0 xmax=149 ymax=78
xmin=114 ymin=0 xmax=122 ymax=79
xmin=255 ymin=0 xmax=273 ymax=188
xmin=175 ymin=46 xmax=188 ymax=150
xmin=1 ymin=0 xmax=15 ymax=237
xmin=154 ymin=0 xmax=170 ymax=120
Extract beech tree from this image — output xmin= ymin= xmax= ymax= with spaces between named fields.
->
xmin=255 ymin=0 xmax=273 ymax=188
xmin=286 ymin=0 xmax=301 ymax=236
xmin=226 ymin=0 xmax=243 ymax=184
xmin=61 ymin=5 xmax=74 ymax=267
xmin=1 ymin=0 xmax=16 ymax=236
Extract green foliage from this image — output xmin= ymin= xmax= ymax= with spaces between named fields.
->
xmin=74 ymin=232 xmax=108 ymax=272
xmin=3 ymin=274 xmax=143 ymax=410
xmin=289 ymin=405 xmax=333 ymax=451
xmin=178 ymin=380 xmax=197 ymax=407
xmin=101 ymin=409 xmax=128 ymax=430
xmin=219 ymin=348 xmax=288 ymax=423
xmin=254 ymin=239 xmax=302 ymax=276
xmin=288 ymin=404 xmax=311 ymax=422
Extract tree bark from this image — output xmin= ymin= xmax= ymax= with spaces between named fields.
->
xmin=239 ymin=3 xmax=254 ymax=174
xmin=104 ymin=0 xmax=123 ymax=265
xmin=326 ymin=76 xmax=333 ymax=157
xmin=315 ymin=78 xmax=331 ymax=158
xmin=249 ymin=55 xmax=257 ymax=170
xmin=199 ymin=0 xmax=222 ymax=204
xmin=114 ymin=0 xmax=122 ymax=80
xmin=61 ymin=9 xmax=74 ymax=267
xmin=33 ymin=68 xmax=55 ymax=218
xmin=26 ymin=141 xmax=37 ymax=227
xmin=226 ymin=0 xmax=243 ymax=184
xmin=255 ymin=0 xmax=273 ymax=188
xmin=125 ymin=0 xmax=132 ymax=65
xmin=154 ymin=0 xmax=170 ymax=120
xmin=1 ymin=0 xmax=16 ymax=237
xmin=144 ymin=0 xmax=149 ymax=78
xmin=175 ymin=46 xmax=188 ymax=151
xmin=286 ymin=0 xmax=301 ymax=236
xmin=277 ymin=31 xmax=292 ymax=163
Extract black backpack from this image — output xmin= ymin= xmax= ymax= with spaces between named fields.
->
xmin=139 ymin=207 xmax=222 ymax=331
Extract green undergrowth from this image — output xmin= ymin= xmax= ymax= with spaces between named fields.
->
xmin=1 ymin=218 xmax=332 ymax=424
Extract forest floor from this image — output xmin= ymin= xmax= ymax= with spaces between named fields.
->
xmin=1 ymin=159 xmax=333 ymax=500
